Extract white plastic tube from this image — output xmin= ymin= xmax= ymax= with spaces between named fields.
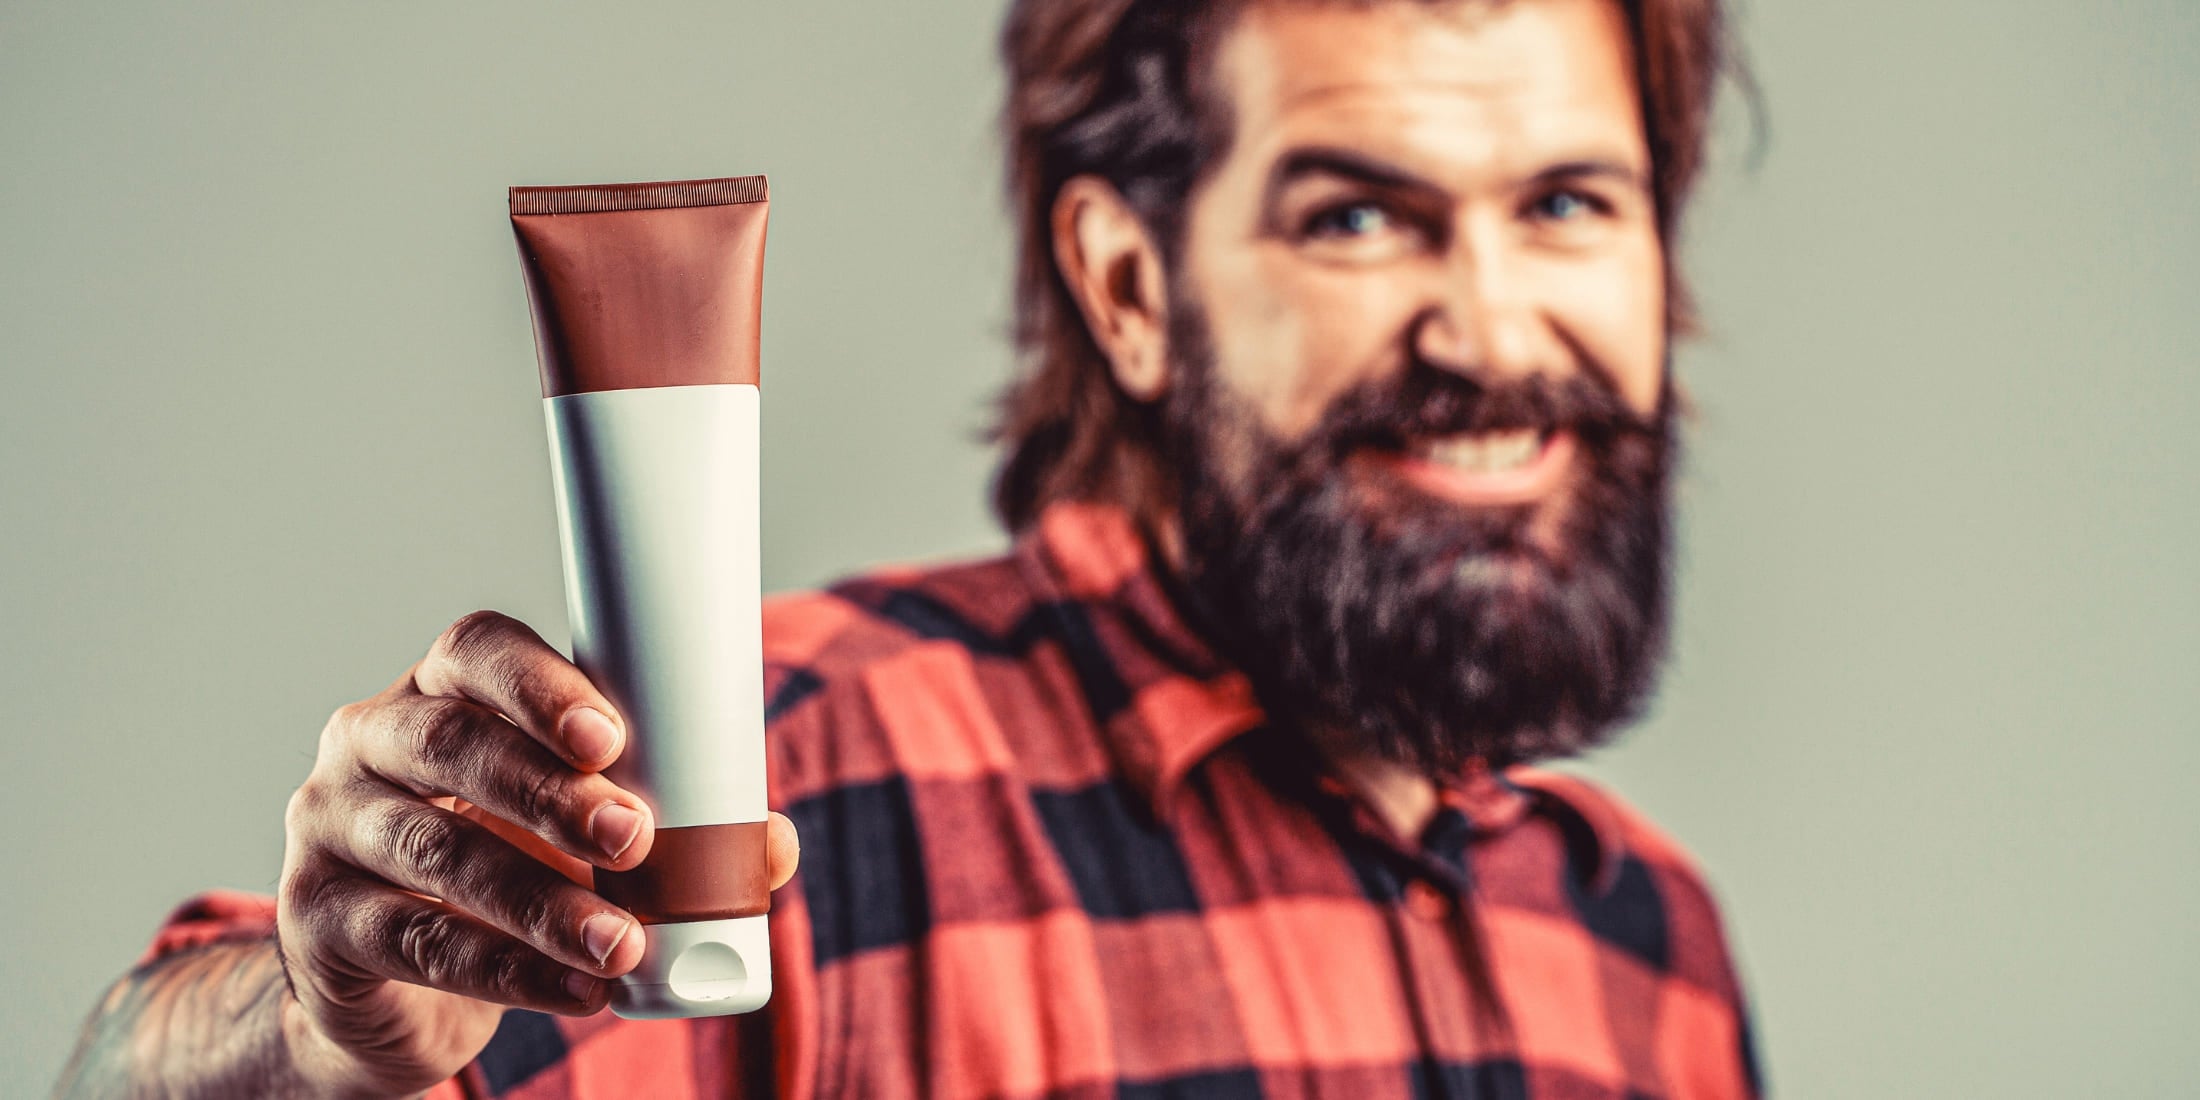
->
xmin=511 ymin=176 xmax=774 ymax=1019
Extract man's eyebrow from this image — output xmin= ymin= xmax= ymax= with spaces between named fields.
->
xmin=1265 ymin=146 xmax=1448 ymax=200
xmin=1265 ymin=147 xmax=1652 ymax=201
xmin=1528 ymin=157 xmax=1652 ymax=193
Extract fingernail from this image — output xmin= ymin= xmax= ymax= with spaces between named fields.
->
xmin=590 ymin=802 xmax=644 ymax=861
xmin=581 ymin=913 xmax=631 ymax=966
xmin=561 ymin=707 xmax=620 ymax=765
xmin=564 ymin=969 xmax=599 ymax=1003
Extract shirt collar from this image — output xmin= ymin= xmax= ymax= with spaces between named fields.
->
xmin=1013 ymin=501 xmax=1262 ymax=810
xmin=1012 ymin=500 xmax=1623 ymax=891
xmin=1479 ymin=767 xmax=1630 ymax=896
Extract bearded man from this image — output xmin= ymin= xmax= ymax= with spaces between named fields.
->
xmin=57 ymin=0 xmax=1762 ymax=1097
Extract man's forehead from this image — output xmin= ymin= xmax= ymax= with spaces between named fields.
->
xmin=1209 ymin=0 xmax=1646 ymax=175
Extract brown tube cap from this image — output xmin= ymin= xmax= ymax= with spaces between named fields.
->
xmin=595 ymin=821 xmax=773 ymax=925
xmin=510 ymin=176 xmax=769 ymax=397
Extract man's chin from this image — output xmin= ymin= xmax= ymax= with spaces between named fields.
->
xmin=1210 ymin=508 xmax=1661 ymax=773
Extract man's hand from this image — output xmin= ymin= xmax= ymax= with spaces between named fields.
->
xmin=278 ymin=609 xmax=798 ymax=1095
xmin=57 ymin=610 xmax=799 ymax=1099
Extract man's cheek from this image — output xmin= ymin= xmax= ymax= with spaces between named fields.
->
xmin=1563 ymin=255 xmax=1666 ymax=415
xmin=1244 ymin=285 xmax=1414 ymax=439
xmin=1206 ymin=315 xmax=1324 ymax=438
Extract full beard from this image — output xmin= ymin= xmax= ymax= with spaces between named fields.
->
xmin=1158 ymin=302 xmax=1678 ymax=775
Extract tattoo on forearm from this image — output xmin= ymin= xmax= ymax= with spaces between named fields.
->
xmin=51 ymin=936 xmax=303 ymax=1100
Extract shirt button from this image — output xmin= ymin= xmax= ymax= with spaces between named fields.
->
xmin=1404 ymin=880 xmax=1451 ymax=921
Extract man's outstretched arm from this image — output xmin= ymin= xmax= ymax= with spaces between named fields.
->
xmin=52 ymin=610 xmax=801 ymax=1098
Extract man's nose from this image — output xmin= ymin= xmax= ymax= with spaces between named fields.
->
xmin=1411 ymin=246 xmax=1547 ymax=382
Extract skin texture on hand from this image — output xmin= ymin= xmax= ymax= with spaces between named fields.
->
xmin=55 ymin=611 xmax=798 ymax=1098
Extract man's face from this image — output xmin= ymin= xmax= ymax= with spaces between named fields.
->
xmin=1182 ymin=0 xmax=1665 ymax=479
xmin=1159 ymin=0 xmax=1676 ymax=770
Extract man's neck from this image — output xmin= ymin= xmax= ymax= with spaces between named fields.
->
xmin=1313 ymin=733 xmax=1442 ymax=841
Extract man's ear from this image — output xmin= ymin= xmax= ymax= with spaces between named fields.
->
xmin=1052 ymin=175 xmax=1171 ymax=402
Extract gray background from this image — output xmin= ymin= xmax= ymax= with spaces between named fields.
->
xmin=4 ymin=0 xmax=2195 ymax=1094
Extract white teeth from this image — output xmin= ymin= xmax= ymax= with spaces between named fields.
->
xmin=1424 ymin=429 xmax=1543 ymax=473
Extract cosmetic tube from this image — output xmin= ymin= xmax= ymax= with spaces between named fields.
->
xmin=510 ymin=175 xmax=772 ymax=1019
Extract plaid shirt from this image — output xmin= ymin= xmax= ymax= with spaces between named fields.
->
xmin=150 ymin=501 xmax=1762 ymax=1099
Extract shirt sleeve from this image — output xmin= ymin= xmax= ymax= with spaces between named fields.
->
xmin=138 ymin=888 xmax=279 ymax=967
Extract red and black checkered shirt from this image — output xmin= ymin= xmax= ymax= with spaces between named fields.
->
xmin=150 ymin=501 xmax=1763 ymax=1099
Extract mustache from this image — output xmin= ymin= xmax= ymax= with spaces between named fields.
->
xmin=1303 ymin=358 xmax=1663 ymax=461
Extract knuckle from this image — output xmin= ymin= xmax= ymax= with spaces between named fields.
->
xmin=386 ymin=806 xmax=467 ymax=887
xmin=317 ymin=701 xmax=368 ymax=761
xmin=433 ymin=609 xmax=511 ymax=668
xmin=342 ymin=893 xmax=391 ymax=952
xmin=510 ymin=762 xmax=574 ymax=830
xmin=283 ymin=782 xmax=322 ymax=832
xmin=483 ymin=941 xmax=538 ymax=1000
xmin=284 ymin=869 xmax=360 ymax=965
xmin=406 ymin=698 xmax=480 ymax=773
xmin=504 ymin=655 xmax=568 ymax=716
xmin=317 ymin=702 xmax=350 ymax=744
xmin=278 ymin=857 xmax=333 ymax=919
xmin=504 ymin=875 xmax=567 ymax=945
xmin=334 ymin=698 xmax=373 ymax=729
xmin=392 ymin=905 xmax=467 ymax=988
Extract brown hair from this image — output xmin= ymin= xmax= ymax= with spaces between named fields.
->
xmin=990 ymin=0 xmax=1738 ymax=532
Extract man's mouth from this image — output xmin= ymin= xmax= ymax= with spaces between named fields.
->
xmin=1361 ymin=427 xmax=1577 ymax=506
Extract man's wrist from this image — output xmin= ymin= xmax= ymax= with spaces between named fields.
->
xmin=276 ymin=991 xmax=407 ymax=1100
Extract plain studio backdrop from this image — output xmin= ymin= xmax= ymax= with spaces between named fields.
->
xmin=3 ymin=1 xmax=2195 ymax=1094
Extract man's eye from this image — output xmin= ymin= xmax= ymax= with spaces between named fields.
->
xmin=1531 ymin=189 xmax=1607 ymax=222
xmin=1305 ymin=201 xmax=1394 ymax=238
